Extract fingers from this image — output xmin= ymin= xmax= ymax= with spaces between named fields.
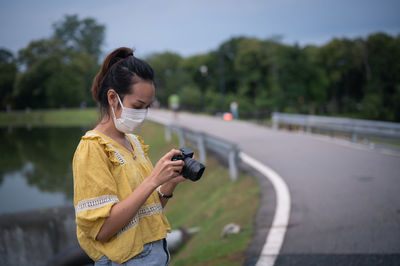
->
xmin=152 ymin=149 xmax=187 ymax=185
xmin=171 ymin=161 xmax=184 ymax=174
xmin=163 ymin=149 xmax=182 ymax=160
xmin=170 ymin=159 xmax=184 ymax=166
xmin=160 ymin=157 xmax=184 ymax=174
xmin=173 ymin=169 xmax=181 ymax=174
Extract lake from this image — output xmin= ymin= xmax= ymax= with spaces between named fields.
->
xmin=0 ymin=126 xmax=89 ymax=214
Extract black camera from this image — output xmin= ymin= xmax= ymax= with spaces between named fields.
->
xmin=171 ymin=148 xmax=205 ymax=182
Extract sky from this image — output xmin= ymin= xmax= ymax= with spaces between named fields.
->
xmin=0 ymin=0 xmax=399 ymax=58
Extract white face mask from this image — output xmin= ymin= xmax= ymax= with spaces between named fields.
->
xmin=111 ymin=94 xmax=148 ymax=134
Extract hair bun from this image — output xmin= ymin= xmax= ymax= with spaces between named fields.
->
xmin=91 ymin=47 xmax=134 ymax=102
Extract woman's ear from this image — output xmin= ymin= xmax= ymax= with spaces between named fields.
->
xmin=107 ymin=89 xmax=118 ymax=109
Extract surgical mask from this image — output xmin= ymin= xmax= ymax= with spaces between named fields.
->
xmin=111 ymin=94 xmax=148 ymax=134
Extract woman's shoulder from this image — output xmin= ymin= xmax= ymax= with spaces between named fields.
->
xmin=81 ymin=130 xmax=105 ymax=141
xmin=74 ymin=131 xmax=106 ymax=157
xmin=75 ymin=130 xmax=122 ymax=165
xmin=77 ymin=130 xmax=108 ymax=150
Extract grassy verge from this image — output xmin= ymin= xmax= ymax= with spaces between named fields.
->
xmin=165 ymin=160 xmax=259 ymax=266
xmin=138 ymin=122 xmax=260 ymax=266
xmin=366 ymin=137 xmax=400 ymax=147
xmin=0 ymin=108 xmax=99 ymax=127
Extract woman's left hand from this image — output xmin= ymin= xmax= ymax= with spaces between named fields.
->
xmin=169 ymin=175 xmax=187 ymax=185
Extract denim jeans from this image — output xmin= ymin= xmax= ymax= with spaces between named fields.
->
xmin=95 ymin=239 xmax=170 ymax=266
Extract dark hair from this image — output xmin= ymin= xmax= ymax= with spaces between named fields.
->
xmin=91 ymin=47 xmax=155 ymax=117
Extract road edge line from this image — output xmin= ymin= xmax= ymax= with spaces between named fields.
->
xmin=239 ymin=152 xmax=291 ymax=266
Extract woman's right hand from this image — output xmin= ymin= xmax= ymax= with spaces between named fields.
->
xmin=149 ymin=149 xmax=184 ymax=187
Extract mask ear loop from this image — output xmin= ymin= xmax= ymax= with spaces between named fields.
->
xmin=116 ymin=94 xmax=124 ymax=108
xmin=111 ymin=94 xmax=123 ymax=119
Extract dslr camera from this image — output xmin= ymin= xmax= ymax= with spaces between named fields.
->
xmin=172 ymin=148 xmax=206 ymax=182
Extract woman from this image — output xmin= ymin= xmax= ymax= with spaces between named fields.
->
xmin=73 ymin=47 xmax=185 ymax=265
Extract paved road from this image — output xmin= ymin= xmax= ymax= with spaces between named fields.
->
xmin=148 ymin=110 xmax=400 ymax=266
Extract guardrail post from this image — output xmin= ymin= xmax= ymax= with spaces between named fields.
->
xmin=165 ymin=126 xmax=171 ymax=142
xmin=351 ymin=132 xmax=358 ymax=142
xmin=272 ymin=113 xmax=279 ymax=130
xmin=177 ymin=128 xmax=186 ymax=147
xmin=306 ymin=116 xmax=312 ymax=133
xmin=197 ymin=133 xmax=207 ymax=164
xmin=228 ymin=149 xmax=238 ymax=181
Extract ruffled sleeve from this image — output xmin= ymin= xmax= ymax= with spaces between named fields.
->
xmin=82 ymin=133 xmax=124 ymax=166
xmin=135 ymin=135 xmax=150 ymax=154
xmin=73 ymin=136 xmax=119 ymax=240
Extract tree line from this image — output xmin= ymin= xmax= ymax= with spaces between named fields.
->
xmin=1 ymin=15 xmax=399 ymax=122
xmin=148 ymin=33 xmax=400 ymax=122
xmin=0 ymin=15 xmax=104 ymax=110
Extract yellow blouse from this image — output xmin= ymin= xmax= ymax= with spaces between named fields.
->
xmin=73 ymin=130 xmax=171 ymax=263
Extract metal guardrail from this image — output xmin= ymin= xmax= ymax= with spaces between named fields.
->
xmin=165 ymin=125 xmax=240 ymax=181
xmin=272 ymin=112 xmax=400 ymax=142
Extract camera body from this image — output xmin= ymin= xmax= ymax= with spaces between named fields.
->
xmin=172 ymin=148 xmax=205 ymax=182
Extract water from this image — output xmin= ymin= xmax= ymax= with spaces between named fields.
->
xmin=0 ymin=127 xmax=88 ymax=214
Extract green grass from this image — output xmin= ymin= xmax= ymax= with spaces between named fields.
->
xmin=363 ymin=137 xmax=400 ymax=147
xmin=165 ymin=161 xmax=259 ymax=266
xmin=137 ymin=122 xmax=260 ymax=266
xmin=0 ymin=108 xmax=99 ymax=127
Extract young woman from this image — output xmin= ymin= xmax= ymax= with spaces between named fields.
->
xmin=73 ymin=47 xmax=185 ymax=265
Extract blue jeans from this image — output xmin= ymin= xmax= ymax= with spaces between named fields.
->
xmin=95 ymin=239 xmax=170 ymax=266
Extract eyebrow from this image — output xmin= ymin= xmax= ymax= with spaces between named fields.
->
xmin=136 ymin=99 xmax=154 ymax=106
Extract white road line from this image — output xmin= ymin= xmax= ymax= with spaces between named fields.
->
xmin=239 ymin=152 xmax=291 ymax=266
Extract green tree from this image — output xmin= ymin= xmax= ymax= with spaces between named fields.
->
xmin=15 ymin=38 xmax=64 ymax=108
xmin=0 ymin=48 xmax=17 ymax=110
xmin=181 ymin=53 xmax=215 ymax=111
xmin=315 ymin=38 xmax=365 ymax=114
xmin=14 ymin=39 xmax=92 ymax=108
xmin=53 ymin=14 xmax=105 ymax=61
xmin=232 ymin=38 xmax=286 ymax=116
xmin=180 ymin=85 xmax=202 ymax=111
xmin=361 ymin=33 xmax=400 ymax=121
xmin=148 ymin=33 xmax=400 ymax=121
xmin=232 ymin=38 xmax=270 ymax=116
xmin=277 ymin=44 xmax=329 ymax=114
xmin=13 ymin=14 xmax=103 ymax=109
xmin=146 ymin=52 xmax=183 ymax=106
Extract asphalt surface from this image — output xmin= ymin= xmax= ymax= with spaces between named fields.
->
xmin=148 ymin=110 xmax=400 ymax=266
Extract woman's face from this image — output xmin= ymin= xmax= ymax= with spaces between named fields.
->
xmin=110 ymin=81 xmax=155 ymax=117
xmin=121 ymin=82 xmax=155 ymax=110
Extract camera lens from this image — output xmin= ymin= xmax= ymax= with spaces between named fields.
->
xmin=182 ymin=157 xmax=205 ymax=182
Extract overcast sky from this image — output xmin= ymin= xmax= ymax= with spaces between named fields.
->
xmin=0 ymin=0 xmax=399 ymax=57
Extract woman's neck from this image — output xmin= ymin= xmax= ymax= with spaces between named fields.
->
xmin=94 ymin=116 xmax=125 ymax=141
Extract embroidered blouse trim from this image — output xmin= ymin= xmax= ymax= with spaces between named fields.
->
xmin=129 ymin=134 xmax=147 ymax=161
xmin=75 ymin=195 xmax=120 ymax=215
xmin=117 ymin=203 xmax=163 ymax=237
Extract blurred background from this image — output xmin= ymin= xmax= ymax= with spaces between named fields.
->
xmin=0 ymin=0 xmax=399 ymax=265
xmin=1 ymin=0 xmax=399 ymax=120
